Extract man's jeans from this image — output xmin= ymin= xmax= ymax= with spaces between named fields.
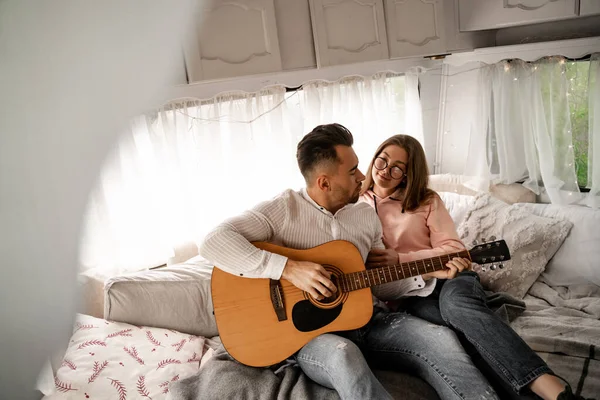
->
xmin=403 ymin=271 xmax=552 ymax=399
xmin=296 ymin=295 xmax=500 ymax=399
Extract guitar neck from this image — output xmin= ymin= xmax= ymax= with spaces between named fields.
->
xmin=339 ymin=250 xmax=470 ymax=293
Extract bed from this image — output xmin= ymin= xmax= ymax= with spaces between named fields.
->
xmin=41 ymin=179 xmax=600 ymax=399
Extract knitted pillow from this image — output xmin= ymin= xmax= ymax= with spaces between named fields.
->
xmin=458 ymin=194 xmax=572 ymax=298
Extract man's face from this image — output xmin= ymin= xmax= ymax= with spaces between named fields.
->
xmin=329 ymin=145 xmax=365 ymax=207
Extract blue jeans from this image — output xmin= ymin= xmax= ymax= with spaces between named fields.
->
xmin=296 ymin=308 xmax=499 ymax=399
xmin=403 ymin=271 xmax=552 ymax=399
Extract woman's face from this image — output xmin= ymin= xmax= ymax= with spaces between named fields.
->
xmin=371 ymin=144 xmax=408 ymax=191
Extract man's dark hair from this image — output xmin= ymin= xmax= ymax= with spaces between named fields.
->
xmin=296 ymin=123 xmax=354 ymax=184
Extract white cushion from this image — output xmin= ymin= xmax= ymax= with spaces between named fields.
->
xmin=46 ymin=314 xmax=205 ymax=399
xmin=429 ymin=174 xmax=478 ymax=196
xmin=439 ymin=192 xmax=477 ymax=228
xmin=430 ymin=174 xmax=536 ymax=204
xmin=458 ymin=194 xmax=573 ymax=298
xmin=516 ymin=203 xmax=600 ymax=287
xmin=104 ymin=257 xmax=217 ymax=338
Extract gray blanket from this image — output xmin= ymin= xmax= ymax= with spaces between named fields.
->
xmin=510 ymin=280 xmax=600 ymax=398
xmin=168 ymin=345 xmax=340 ymax=400
xmin=168 ymin=343 xmax=440 ymax=400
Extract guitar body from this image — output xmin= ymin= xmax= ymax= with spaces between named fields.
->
xmin=211 ymin=241 xmax=373 ymax=367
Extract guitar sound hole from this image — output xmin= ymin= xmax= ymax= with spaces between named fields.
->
xmin=321 ymin=276 xmax=341 ymax=304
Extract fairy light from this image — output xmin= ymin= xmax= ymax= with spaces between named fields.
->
xmin=513 ymin=77 xmax=518 ymax=81
xmin=504 ymin=63 xmax=510 ymax=72
xmin=559 ymin=58 xmax=566 ymax=65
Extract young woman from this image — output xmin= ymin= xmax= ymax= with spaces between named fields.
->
xmin=360 ymin=134 xmax=588 ymax=400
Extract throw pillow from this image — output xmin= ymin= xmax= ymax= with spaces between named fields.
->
xmin=48 ymin=314 xmax=206 ymax=399
xmin=458 ymin=194 xmax=573 ymax=298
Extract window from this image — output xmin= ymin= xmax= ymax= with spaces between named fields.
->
xmin=566 ymin=60 xmax=590 ymax=188
xmin=81 ymin=73 xmax=417 ymax=274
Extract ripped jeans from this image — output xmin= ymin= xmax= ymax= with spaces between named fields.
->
xmin=296 ymin=309 xmax=499 ymax=400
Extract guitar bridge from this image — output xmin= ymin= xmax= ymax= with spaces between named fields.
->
xmin=270 ymin=279 xmax=287 ymax=321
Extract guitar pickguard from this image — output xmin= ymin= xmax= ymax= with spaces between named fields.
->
xmin=291 ymin=300 xmax=343 ymax=332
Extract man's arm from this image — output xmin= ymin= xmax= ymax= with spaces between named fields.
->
xmin=199 ymin=191 xmax=336 ymax=299
xmin=199 ymin=193 xmax=289 ymax=280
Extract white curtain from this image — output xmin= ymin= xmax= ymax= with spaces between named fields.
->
xmin=588 ymin=53 xmax=600 ymax=208
xmin=463 ymin=55 xmax=599 ymax=206
xmin=80 ymin=87 xmax=303 ymax=273
xmin=300 ymin=71 xmax=421 ymax=170
xmin=80 ymin=72 xmax=422 ymax=274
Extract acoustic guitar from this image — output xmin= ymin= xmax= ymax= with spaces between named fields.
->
xmin=211 ymin=239 xmax=510 ymax=367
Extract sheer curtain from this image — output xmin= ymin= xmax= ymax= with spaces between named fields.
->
xmin=300 ymin=71 xmax=420 ymax=170
xmin=588 ymin=53 xmax=600 ymax=208
xmin=463 ymin=55 xmax=600 ymax=206
xmin=80 ymin=72 xmax=422 ymax=274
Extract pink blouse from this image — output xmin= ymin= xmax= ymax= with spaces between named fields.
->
xmin=359 ymin=190 xmax=465 ymax=263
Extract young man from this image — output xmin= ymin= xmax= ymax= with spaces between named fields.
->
xmin=200 ymin=123 xmax=499 ymax=400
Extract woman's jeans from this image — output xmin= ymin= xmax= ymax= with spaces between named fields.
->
xmin=295 ymin=275 xmax=503 ymax=400
xmin=403 ymin=271 xmax=552 ymax=399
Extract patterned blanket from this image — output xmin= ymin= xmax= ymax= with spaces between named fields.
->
xmin=510 ymin=280 xmax=600 ymax=399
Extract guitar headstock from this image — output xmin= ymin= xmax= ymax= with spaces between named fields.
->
xmin=468 ymin=239 xmax=511 ymax=272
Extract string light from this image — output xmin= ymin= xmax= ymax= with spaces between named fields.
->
xmin=504 ymin=63 xmax=510 ymax=72
xmin=513 ymin=77 xmax=518 ymax=81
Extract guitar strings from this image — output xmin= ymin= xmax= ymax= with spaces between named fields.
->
xmin=340 ymin=250 xmax=469 ymax=293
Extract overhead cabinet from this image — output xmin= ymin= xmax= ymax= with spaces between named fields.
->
xmin=383 ymin=0 xmax=447 ymax=58
xmin=458 ymin=0 xmax=579 ymax=31
xmin=185 ymin=0 xmax=283 ymax=81
xmin=580 ymin=0 xmax=600 ymax=16
xmin=309 ymin=0 xmax=390 ymax=67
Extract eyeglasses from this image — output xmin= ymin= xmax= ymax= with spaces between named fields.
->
xmin=374 ymin=157 xmax=405 ymax=180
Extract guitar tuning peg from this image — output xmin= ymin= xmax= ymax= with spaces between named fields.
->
xmin=472 ymin=239 xmax=478 ymax=246
xmin=490 ymin=264 xmax=497 ymax=271
xmin=481 ymin=266 xmax=487 ymax=272
xmin=490 ymin=235 xmax=496 ymax=241
xmin=481 ymin=237 xmax=487 ymax=243
xmin=498 ymin=263 xmax=504 ymax=269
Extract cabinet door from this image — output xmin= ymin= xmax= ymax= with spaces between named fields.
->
xmin=309 ymin=0 xmax=389 ymax=67
xmin=580 ymin=0 xmax=600 ymax=16
xmin=459 ymin=0 xmax=579 ymax=31
xmin=185 ymin=0 xmax=282 ymax=82
xmin=384 ymin=0 xmax=445 ymax=58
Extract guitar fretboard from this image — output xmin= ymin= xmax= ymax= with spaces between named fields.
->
xmin=338 ymin=250 xmax=470 ymax=293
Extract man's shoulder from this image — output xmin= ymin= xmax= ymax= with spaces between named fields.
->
xmin=253 ymin=189 xmax=303 ymax=211
xmin=259 ymin=188 xmax=299 ymax=203
xmin=347 ymin=201 xmax=380 ymax=221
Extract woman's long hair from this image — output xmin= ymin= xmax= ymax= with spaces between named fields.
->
xmin=361 ymin=134 xmax=435 ymax=212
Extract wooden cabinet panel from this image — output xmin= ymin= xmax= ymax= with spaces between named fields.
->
xmin=458 ymin=0 xmax=579 ymax=31
xmin=185 ymin=0 xmax=283 ymax=82
xmin=309 ymin=0 xmax=389 ymax=67
xmin=384 ymin=0 xmax=446 ymax=58
xmin=580 ymin=0 xmax=600 ymax=16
